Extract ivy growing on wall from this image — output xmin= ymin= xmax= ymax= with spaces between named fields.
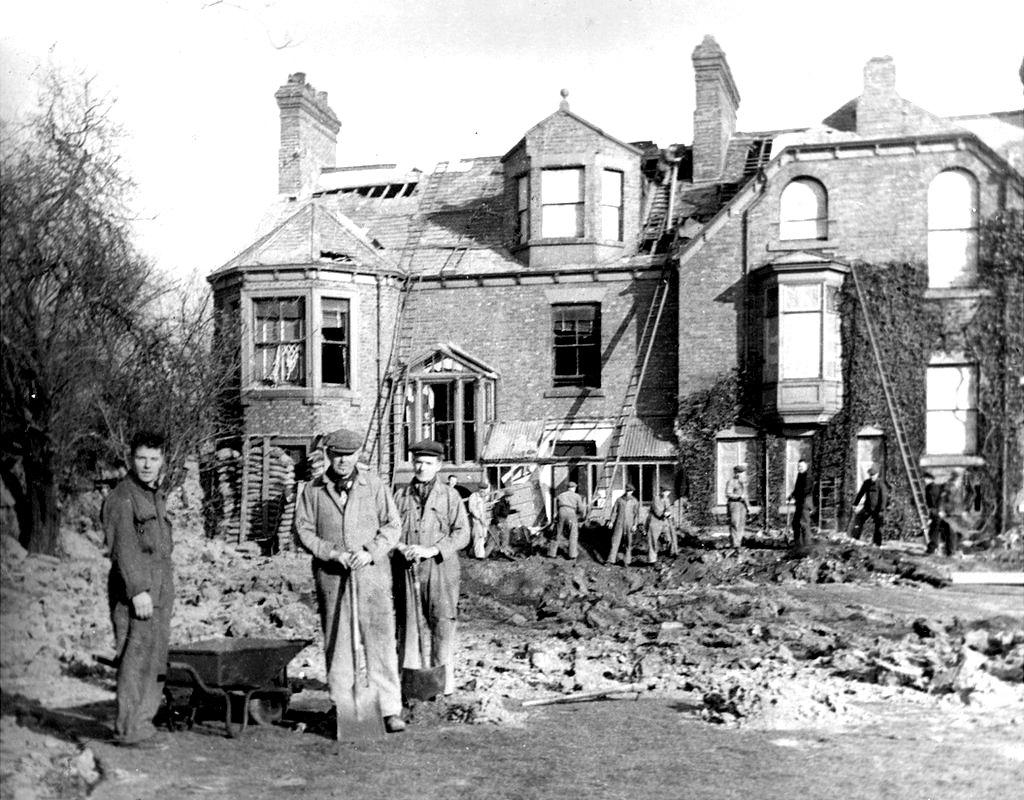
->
xmin=674 ymin=211 xmax=1023 ymax=538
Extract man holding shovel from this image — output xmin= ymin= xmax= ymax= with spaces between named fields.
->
xmin=393 ymin=439 xmax=470 ymax=700
xmin=293 ymin=429 xmax=406 ymax=734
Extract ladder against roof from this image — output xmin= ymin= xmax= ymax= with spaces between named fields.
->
xmin=363 ymin=161 xmax=448 ymax=479
xmin=849 ymin=262 xmax=930 ymax=538
xmin=596 ymin=265 xmax=673 ymax=499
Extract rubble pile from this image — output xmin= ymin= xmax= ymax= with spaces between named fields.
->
xmin=0 ymin=715 xmax=100 ymax=800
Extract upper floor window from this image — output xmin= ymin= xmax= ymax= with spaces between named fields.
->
xmin=601 ymin=169 xmax=624 ymax=242
xmin=253 ymin=297 xmax=305 ymax=386
xmin=541 ymin=168 xmax=584 ymax=238
xmin=552 ymin=303 xmax=601 ymax=388
xmin=516 ymin=174 xmax=530 ymax=245
xmin=927 ymin=170 xmax=978 ymax=288
xmin=926 ymin=363 xmax=978 ymax=455
xmin=765 ymin=283 xmax=840 ymax=381
xmin=321 ymin=297 xmax=350 ymax=387
xmin=779 ymin=178 xmax=828 ymax=240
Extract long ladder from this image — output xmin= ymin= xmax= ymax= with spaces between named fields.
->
xmin=849 ymin=262 xmax=929 ymax=537
xmin=363 ymin=162 xmax=448 ymax=476
xmin=597 ymin=265 xmax=674 ymax=496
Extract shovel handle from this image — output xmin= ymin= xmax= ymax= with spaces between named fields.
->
xmin=409 ymin=564 xmax=431 ymax=665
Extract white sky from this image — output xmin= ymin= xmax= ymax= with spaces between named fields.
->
xmin=3 ymin=0 xmax=1022 ymax=281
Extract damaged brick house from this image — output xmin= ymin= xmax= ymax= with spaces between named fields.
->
xmin=207 ymin=35 xmax=1023 ymax=543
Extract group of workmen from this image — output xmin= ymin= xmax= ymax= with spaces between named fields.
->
xmin=103 ymin=429 xmax=471 ymax=745
xmin=102 ymin=429 xmax=972 ymax=747
xmin=723 ymin=459 xmax=969 ymax=555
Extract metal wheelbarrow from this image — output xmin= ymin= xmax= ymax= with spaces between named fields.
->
xmin=163 ymin=637 xmax=312 ymax=737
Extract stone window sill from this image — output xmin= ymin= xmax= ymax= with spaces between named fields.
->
xmin=920 ymin=454 xmax=986 ymax=468
xmin=923 ymin=287 xmax=993 ymax=301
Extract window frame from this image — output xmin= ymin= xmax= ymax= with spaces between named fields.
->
xmin=600 ymin=168 xmax=624 ymax=242
xmin=540 ymin=167 xmax=585 ymax=239
xmin=516 ymin=173 xmax=530 ymax=245
xmin=251 ymin=296 xmax=307 ymax=388
xmin=926 ymin=362 xmax=979 ymax=456
xmin=714 ymin=436 xmax=762 ymax=508
xmin=402 ymin=374 xmax=494 ymax=464
xmin=551 ymin=302 xmax=602 ymax=389
xmin=779 ymin=177 xmax=828 ymax=241
xmin=927 ymin=169 xmax=979 ymax=289
xmin=320 ymin=296 xmax=351 ymax=388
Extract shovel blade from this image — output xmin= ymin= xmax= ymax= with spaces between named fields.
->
xmin=402 ymin=665 xmax=447 ymax=702
xmin=335 ymin=686 xmax=384 ymax=742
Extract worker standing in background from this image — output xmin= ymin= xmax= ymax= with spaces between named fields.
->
xmin=923 ymin=471 xmax=943 ymax=554
xmin=606 ymin=486 xmax=640 ymax=567
xmin=467 ymin=480 xmax=490 ymax=559
xmin=646 ymin=487 xmax=676 ymax=562
xmin=392 ymin=440 xmax=470 ymax=697
xmin=548 ymin=480 xmax=585 ymax=561
xmin=788 ymin=458 xmax=813 ymax=549
xmin=724 ymin=465 xmax=749 ymax=549
xmin=490 ymin=487 xmax=515 ymax=557
xmin=851 ymin=466 xmax=886 ymax=547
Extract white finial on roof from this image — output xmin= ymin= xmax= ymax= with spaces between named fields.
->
xmin=559 ymin=88 xmax=570 ymax=111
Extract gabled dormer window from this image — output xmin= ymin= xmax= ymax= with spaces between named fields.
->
xmin=541 ymin=168 xmax=584 ymax=238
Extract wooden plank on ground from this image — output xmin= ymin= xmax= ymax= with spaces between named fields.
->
xmin=950 ymin=572 xmax=1024 ymax=586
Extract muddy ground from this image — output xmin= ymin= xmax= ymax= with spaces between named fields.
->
xmin=1 ymin=489 xmax=1022 ymax=799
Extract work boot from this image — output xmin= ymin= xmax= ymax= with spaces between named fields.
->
xmin=384 ymin=715 xmax=407 ymax=733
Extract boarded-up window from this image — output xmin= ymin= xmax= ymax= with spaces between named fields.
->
xmin=253 ymin=297 xmax=305 ymax=386
xmin=552 ymin=303 xmax=601 ymax=388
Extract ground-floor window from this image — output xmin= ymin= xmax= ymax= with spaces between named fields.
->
xmin=856 ymin=431 xmax=885 ymax=484
xmin=715 ymin=436 xmax=762 ymax=506
xmin=402 ymin=376 xmax=492 ymax=463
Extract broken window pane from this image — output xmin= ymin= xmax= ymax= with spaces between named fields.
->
xmin=253 ymin=297 xmax=305 ymax=386
xmin=926 ymin=364 xmax=978 ymax=454
xmin=321 ymin=297 xmax=349 ymax=386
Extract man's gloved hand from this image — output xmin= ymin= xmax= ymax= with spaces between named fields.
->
xmin=131 ymin=591 xmax=153 ymax=620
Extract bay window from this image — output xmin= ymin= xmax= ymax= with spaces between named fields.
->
xmin=253 ymin=297 xmax=305 ymax=387
xmin=541 ymin=168 xmax=584 ymax=238
xmin=601 ymin=169 xmax=624 ymax=241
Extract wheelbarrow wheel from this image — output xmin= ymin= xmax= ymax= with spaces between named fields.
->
xmin=248 ymin=691 xmax=289 ymax=726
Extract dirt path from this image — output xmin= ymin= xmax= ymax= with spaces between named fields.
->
xmin=86 ymin=697 xmax=1023 ymax=800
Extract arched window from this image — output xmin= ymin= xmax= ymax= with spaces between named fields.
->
xmin=779 ymin=178 xmax=828 ymax=240
xmin=927 ymin=169 xmax=979 ymax=288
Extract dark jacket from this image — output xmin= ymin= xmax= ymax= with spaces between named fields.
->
xmin=492 ymin=496 xmax=512 ymax=522
xmin=924 ymin=481 xmax=943 ymax=515
xmin=791 ymin=471 xmax=813 ymax=506
xmin=854 ymin=478 xmax=887 ymax=513
xmin=102 ymin=473 xmax=173 ymax=601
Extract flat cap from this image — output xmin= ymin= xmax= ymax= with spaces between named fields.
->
xmin=867 ymin=466 xmax=878 ymax=476
xmin=321 ymin=428 xmax=363 ymax=455
xmin=477 ymin=480 xmax=489 ymax=490
xmin=625 ymin=485 xmax=636 ymax=493
xmin=409 ymin=439 xmax=445 ymax=459
xmin=733 ymin=464 xmax=747 ymax=473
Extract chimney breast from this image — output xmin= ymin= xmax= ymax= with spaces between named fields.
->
xmin=275 ymin=73 xmax=341 ymax=198
xmin=857 ymin=56 xmax=900 ymax=137
xmin=691 ymin=35 xmax=741 ymax=183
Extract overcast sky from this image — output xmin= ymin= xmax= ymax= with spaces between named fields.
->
xmin=3 ymin=0 xmax=1022 ymax=281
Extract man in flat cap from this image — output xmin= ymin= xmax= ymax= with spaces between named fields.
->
xmin=646 ymin=487 xmax=676 ymax=562
xmin=392 ymin=440 xmax=470 ymax=697
xmin=548 ymin=480 xmax=585 ymax=561
xmin=852 ymin=465 xmax=887 ymax=547
xmin=293 ymin=428 xmax=406 ymax=733
xmin=724 ymin=464 xmax=749 ymax=549
xmin=606 ymin=485 xmax=640 ymax=566
xmin=467 ymin=480 xmax=490 ymax=559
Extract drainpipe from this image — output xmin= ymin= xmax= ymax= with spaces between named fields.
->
xmin=375 ymin=275 xmax=383 ymax=472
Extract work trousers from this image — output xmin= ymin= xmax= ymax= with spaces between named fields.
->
xmin=471 ymin=520 xmax=487 ymax=559
xmin=547 ymin=509 xmax=580 ymax=560
xmin=490 ymin=519 xmax=512 ymax=555
xmin=929 ymin=518 xmax=959 ymax=556
xmin=398 ymin=562 xmax=458 ymax=696
xmin=647 ymin=518 xmax=677 ymax=559
xmin=607 ymin=524 xmax=636 ymax=566
xmin=316 ymin=563 xmax=402 ymax=718
xmin=852 ymin=509 xmax=884 ymax=546
xmin=792 ymin=500 xmax=811 ymax=548
xmin=727 ymin=501 xmax=747 ymax=548
xmin=109 ymin=561 xmax=174 ymax=744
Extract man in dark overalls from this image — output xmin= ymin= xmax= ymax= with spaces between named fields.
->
xmin=102 ymin=431 xmax=174 ymax=747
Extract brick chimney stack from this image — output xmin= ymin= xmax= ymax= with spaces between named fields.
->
xmin=691 ymin=35 xmax=740 ymax=184
xmin=857 ymin=56 xmax=901 ymax=137
xmin=275 ymin=72 xmax=341 ymax=198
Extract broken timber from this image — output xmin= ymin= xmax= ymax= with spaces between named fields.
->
xmin=520 ymin=686 xmax=643 ymax=708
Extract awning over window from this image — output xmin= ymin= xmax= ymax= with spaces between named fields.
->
xmin=618 ymin=417 xmax=677 ymax=459
xmin=481 ymin=417 xmax=676 ymax=461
